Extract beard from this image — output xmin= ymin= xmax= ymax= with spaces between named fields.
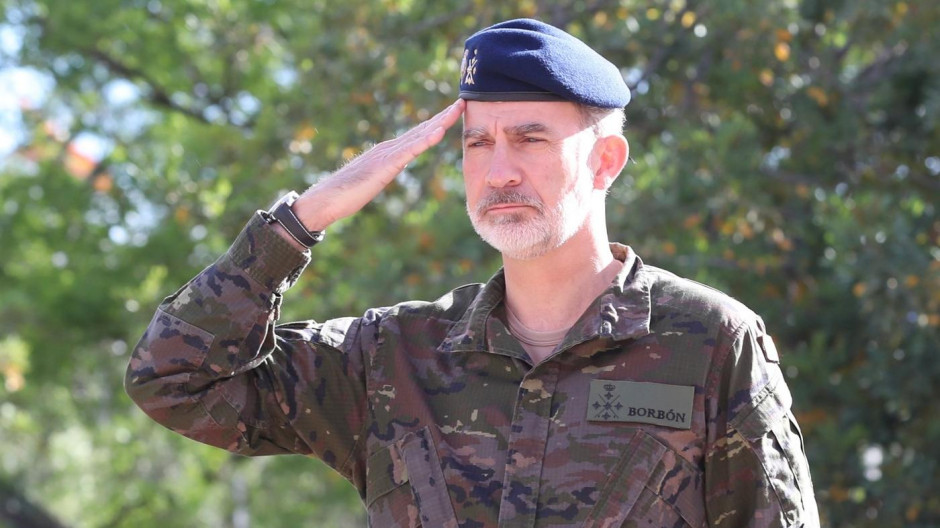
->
xmin=467 ymin=188 xmax=586 ymax=260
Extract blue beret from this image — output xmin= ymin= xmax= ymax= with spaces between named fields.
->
xmin=458 ymin=18 xmax=630 ymax=108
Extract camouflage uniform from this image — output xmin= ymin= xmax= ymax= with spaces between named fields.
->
xmin=127 ymin=213 xmax=819 ymax=527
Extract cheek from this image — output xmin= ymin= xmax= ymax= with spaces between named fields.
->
xmin=462 ymin=157 xmax=486 ymax=197
xmin=461 ymin=171 xmax=479 ymax=208
xmin=462 ymin=150 xmax=487 ymax=173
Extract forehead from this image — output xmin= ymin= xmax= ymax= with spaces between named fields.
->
xmin=463 ymin=100 xmax=583 ymax=132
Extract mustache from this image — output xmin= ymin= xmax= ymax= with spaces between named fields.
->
xmin=475 ymin=190 xmax=543 ymax=213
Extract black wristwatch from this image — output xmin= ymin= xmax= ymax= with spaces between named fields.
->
xmin=263 ymin=191 xmax=325 ymax=248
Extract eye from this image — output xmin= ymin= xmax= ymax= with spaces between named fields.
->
xmin=522 ymin=136 xmax=544 ymax=143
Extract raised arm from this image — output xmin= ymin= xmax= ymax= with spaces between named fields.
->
xmin=125 ymin=100 xmax=464 ymax=486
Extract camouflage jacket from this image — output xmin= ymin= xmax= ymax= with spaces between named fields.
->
xmin=126 ymin=213 xmax=819 ymax=528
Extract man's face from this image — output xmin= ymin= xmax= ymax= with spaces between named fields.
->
xmin=462 ymin=100 xmax=600 ymax=260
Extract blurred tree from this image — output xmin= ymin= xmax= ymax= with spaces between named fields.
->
xmin=0 ymin=0 xmax=937 ymax=526
xmin=1 ymin=479 xmax=68 ymax=528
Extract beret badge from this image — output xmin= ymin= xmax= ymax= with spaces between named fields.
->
xmin=460 ymin=49 xmax=479 ymax=85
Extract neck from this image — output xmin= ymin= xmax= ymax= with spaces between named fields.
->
xmin=501 ymin=220 xmax=621 ymax=334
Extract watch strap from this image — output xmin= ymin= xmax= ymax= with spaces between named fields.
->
xmin=267 ymin=192 xmax=325 ymax=248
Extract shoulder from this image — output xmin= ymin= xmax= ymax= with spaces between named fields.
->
xmin=638 ymin=263 xmax=760 ymax=337
xmin=379 ymin=282 xmax=485 ymax=325
xmin=279 ymin=283 xmax=485 ymax=351
xmin=280 ymin=282 xmax=486 ymax=356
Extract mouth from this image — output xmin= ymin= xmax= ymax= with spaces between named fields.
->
xmin=475 ymin=191 xmax=542 ymax=216
xmin=486 ymin=203 xmax=531 ymax=212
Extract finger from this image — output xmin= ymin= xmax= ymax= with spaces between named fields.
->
xmin=340 ymin=100 xmax=464 ymax=177
xmin=400 ymin=99 xmax=465 ymax=142
xmin=382 ymin=100 xmax=465 ymax=168
xmin=407 ymin=100 xmax=464 ymax=147
xmin=428 ymin=99 xmax=465 ymax=135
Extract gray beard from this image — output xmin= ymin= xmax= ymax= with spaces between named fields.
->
xmin=467 ymin=191 xmax=561 ymax=260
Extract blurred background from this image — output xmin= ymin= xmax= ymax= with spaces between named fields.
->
xmin=1 ymin=0 xmax=938 ymax=526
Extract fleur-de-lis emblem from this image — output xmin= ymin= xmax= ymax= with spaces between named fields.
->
xmin=460 ymin=49 xmax=469 ymax=83
xmin=461 ymin=49 xmax=478 ymax=85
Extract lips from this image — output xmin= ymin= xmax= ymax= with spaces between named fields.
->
xmin=486 ymin=203 xmax=531 ymax=212
xmin=476 ymin=191 xmax=542 ymax=215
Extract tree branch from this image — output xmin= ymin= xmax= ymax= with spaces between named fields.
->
xmin=632 ymin=2 xmax=703 ymax=91
xmin=0 ymin=480 xmax=70 ymax=528
xmin=84 ymin=48 xmax=212 ymax=125
xmin=79 ymin=46 xmax=255 ymax=130
xmin=409 ymin=5 xmax=476 ymax=36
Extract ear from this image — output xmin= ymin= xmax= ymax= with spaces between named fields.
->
xmin=590 ymin=134 xmax=629 ymax=191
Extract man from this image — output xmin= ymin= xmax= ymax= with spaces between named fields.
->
xmin=127 ymin=19 xmax=819 ymax=527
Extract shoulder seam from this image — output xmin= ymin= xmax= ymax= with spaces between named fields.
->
xmin=703 ymin=314 xmax=753 ymax=410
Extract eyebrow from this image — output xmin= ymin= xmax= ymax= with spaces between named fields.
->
xmin=462 ymin=127 xmax=488 ymax=141
xmin=462 ymin=122 xmax=550 ymax=140
xmin=507 ymin=123 xmax=548 ymax=136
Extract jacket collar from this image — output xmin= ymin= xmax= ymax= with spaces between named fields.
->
xmin=438 ymin=244 xmax=652 ymax=356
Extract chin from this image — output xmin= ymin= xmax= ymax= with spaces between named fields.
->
xmin=497 ymin=246 xmax=549 ymax=261
xmin=478 ymin=231 xmax=562 ymax=261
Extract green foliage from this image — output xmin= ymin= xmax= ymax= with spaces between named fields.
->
xmin=1 ymin=0 xmax=937 ymax=526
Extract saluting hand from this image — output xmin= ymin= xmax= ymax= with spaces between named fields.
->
xmin=291 ymin=99 xmax=465 ymax=233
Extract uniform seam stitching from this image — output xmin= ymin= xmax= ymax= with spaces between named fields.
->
xmin=703 ymin=319 xmax=795 ymax=525
xmin=704 ymin=317 xmax=750 ymax=405
xmin=276 ymin=326 xmax=369 ymax=476
xmin=701 ymin=317 xmax=750 ymax=507
xmin=338 ymin=321 xmax=373 ymax=482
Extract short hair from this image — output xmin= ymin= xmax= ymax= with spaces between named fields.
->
xmin=578 ymin=105 xmax=626 ymax=137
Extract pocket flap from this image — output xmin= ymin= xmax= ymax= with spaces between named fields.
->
xmin=732 ymin=375 xmax=792 ymax=441
xmin=584 ymin=430 xmax=706 ymax=528
xmin=396 ymin=426 xmax=459 ymax=528
xmin=583 ymin=430 xmax=666 ymax=527
xmin=365 ymin=441 xmax=409 ymax=507
xmin=365 ymin=426 xmax=459 ymax=528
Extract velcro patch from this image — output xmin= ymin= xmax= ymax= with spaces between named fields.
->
xmin=757 ymin=334 xmax=780 ymax=363
xmin=587 ymin=380 xmax=694 ymax=429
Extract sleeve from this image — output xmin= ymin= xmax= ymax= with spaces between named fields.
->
xmin=704 ymin=318 xmax=820 ymax=528
xmin=125 ymin=212 xmax=370 ymax=487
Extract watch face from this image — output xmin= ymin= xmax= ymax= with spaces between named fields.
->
xmin=270 ymin=191 xmax=299 ymax=211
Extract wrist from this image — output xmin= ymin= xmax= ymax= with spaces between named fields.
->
xmin=291 ymin=191 xmax=334 ymax=233
xmin=262 ymin=192 xmax=325 ymax=249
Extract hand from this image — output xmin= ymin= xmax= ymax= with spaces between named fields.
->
xmin=293 ymin=99 xmax=465 ymax=232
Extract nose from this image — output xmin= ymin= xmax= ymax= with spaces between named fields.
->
xmin=485 ymin=143 xmax=522 ymax=188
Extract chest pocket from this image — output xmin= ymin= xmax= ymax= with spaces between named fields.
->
xmin=365 ymin=426 xmax=459 ymax=528
xmin=583 ymin=430 xmax=707 ymax=528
